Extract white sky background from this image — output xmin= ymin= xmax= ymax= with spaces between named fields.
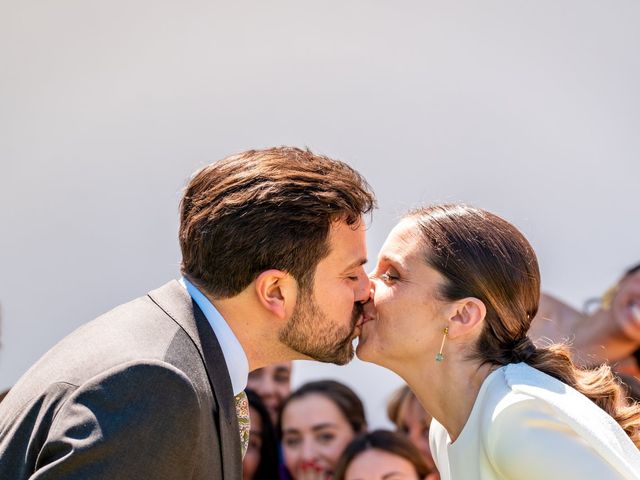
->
xmin=1 ymin=1 xmax=639 ymax=429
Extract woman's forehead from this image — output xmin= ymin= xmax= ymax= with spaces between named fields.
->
xmin=380 ymin=219 xmax=422 ymax=260
xmin=285 ymin=394 xmax=347 ymax=424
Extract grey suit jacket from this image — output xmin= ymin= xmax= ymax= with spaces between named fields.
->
xmin=0 ymin=281 xmax=242 ymax=479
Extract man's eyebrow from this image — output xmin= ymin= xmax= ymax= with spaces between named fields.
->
xmin=344 ymin=258 xmax=368 ymax=271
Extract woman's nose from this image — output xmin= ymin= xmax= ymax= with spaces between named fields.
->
xmin=367 ymin=275 xmax=377 ymax=295
xmin=257 ymin=376 xmax=276 ymax=397
xmin=300 ymin=440 xmax=317 ymax=462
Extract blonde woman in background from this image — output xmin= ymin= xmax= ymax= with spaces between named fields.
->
xmin=387 ymin=385 xmax=439 ymax=479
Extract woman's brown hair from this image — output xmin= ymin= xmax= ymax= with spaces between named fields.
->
xmin=333 ymin=430 xmax=430 ymax=480
xmin=407 ymin=203 xmax=640 ymax=447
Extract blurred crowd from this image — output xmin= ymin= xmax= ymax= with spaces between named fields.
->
xmin=243 ymin=363 xmax=439 ymax=480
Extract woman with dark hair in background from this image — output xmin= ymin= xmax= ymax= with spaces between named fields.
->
xmin=359 ymin=204 xmax=640 ymax=479
xmin=243 ymin=389 xmax=280 ymax=480
xmin=333 ymin=430 xmax=433 ymax=480
xmin=279 ymin=380 xmax=367 ymax=480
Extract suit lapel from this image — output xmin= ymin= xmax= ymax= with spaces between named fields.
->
xmin=192 ymin=303 xmax=243 ymax=479
xmin=147 ymin=280 xmax=242 ymax=480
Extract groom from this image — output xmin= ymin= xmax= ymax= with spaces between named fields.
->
xmin=0 ymin=147 xmax=376 ymax=479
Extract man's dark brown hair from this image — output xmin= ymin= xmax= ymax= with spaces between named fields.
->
xmin=179 ymin=147 xmax=376 ymax=298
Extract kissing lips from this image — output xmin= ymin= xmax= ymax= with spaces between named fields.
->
xmin=356 ymin=312 xmax=375 ymax=328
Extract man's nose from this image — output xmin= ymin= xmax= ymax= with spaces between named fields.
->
xmin=355 ymin=275 xmax=372 ymax=303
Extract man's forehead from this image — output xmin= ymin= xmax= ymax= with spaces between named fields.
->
xmin=327 ymin=220 xmax=367 ymax=257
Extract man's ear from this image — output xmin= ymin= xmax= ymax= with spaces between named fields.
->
xmin=254 ymin=269 xmax=297 ymax=320
xmin=447 ymin=297 xmax=486 ymax=339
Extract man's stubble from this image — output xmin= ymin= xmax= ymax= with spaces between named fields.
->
xmin=279 ymin=289 xmax=363 ymax=365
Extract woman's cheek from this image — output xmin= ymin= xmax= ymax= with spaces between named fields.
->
xmin=284 ymin=446 xmax=300 ymax=474
xmin=326 ymin=436 xmax=352 ymax=468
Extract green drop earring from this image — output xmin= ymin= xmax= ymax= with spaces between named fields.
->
xmin=435 ymin=327 xmax=449 ymax=362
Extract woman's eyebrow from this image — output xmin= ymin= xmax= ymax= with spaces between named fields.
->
xmin=311 ymin=423 xmax=338 ymax=432
xmin=382 ymin=473 xmax=408 ymax=480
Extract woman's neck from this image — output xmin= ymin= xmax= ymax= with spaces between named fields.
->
xmin=395 ymin=354 xmax=497 ymax=443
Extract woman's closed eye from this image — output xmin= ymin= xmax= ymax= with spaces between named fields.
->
xmin=316 ymin=432 xmax=336 ymax=444
xmin=283 ymin=435 xmax=301 ymax=447
xmin=380 ymin=269 xmax=400 ymax=283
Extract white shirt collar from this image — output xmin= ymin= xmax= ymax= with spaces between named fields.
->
xmin=179 ymin=277 xmax=249 ymax=396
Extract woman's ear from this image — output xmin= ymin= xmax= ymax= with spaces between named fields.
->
xmin=447 ymin=297 xmax=486 ymax=339
xmin=254 ymin=269 xmax=297 ymax=320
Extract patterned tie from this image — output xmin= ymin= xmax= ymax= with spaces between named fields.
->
xmin=235 ymin=390 xmax=250 ymax=458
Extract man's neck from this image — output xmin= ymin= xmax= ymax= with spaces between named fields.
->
xmin=209 ymin=295 xmax=304 ymax=372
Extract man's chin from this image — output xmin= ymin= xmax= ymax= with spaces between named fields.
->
xmin=330 ymin=351 xmax=355 ymax=366
xmin=329 ymin=338 xmax=358 ymax=366
xmin=293 ymin=339 xmax=355 ymax=365
xmin=319 ymin=339 xmax=356 ymax=366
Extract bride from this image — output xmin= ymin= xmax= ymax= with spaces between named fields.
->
xmin=359 ymin=204 xmax=640 ymax=480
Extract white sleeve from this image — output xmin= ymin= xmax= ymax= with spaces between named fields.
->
xmin=487 ymin=398 xmax=626 ymax=480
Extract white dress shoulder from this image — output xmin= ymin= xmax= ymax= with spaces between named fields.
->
xmin=429 ymin=362 xmax=640 ymax=480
